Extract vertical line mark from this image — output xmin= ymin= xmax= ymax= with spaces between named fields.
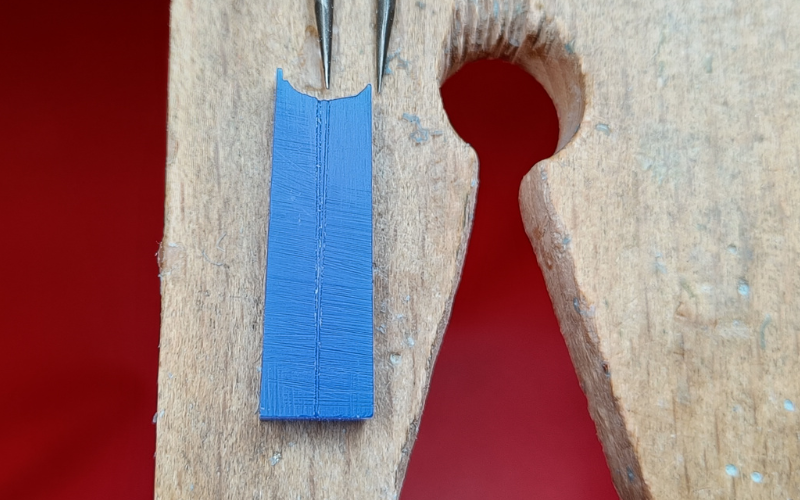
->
xmin=314 ymin=100 xmax=330 ymax=417
xmin=314 ymin=100 xmax=322 ymax=417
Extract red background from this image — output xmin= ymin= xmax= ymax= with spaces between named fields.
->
xmin=0 ymin=2 xmax=618 ymax=499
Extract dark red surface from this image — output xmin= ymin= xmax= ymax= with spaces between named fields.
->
xmin=0 ymin=2 xmax=169 ymax=499
xmin=0 ymin=3 xmax=617 ymax=499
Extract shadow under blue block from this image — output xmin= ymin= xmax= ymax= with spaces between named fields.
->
xmin=260 ymin=70 xmax=373 ymax=420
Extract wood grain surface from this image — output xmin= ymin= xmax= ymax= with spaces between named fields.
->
xmin=156 ymin=0 xmax=800 ymax=498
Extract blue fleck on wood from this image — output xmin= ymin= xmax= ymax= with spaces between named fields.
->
xmin=260 ymin=70 xmax=373 ymax=420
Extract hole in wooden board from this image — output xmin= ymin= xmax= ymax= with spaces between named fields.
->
xmin=418 ymin=4 xmax=651 ymax=497
xmin=400 ymin=59 xmax=618 ymax=500
xmin=439 ymin=1 xmax=585 ymax=152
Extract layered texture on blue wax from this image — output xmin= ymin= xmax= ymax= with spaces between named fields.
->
xmin=260 ymin=70 xmax=373 ymax=420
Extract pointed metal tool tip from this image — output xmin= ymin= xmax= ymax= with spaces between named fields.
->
xmin=377 ymin=0 xmax=395 ymax=94
xmin=315 ymin=0 xmax=333 ymax=89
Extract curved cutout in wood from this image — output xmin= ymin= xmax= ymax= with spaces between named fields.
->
xmin=434 ymin=2 xmax=649 ymax=498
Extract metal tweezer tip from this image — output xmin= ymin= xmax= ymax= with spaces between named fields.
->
xmin=315 ymin=0 xmax=333 ymax=89
xmin=377 ymin=0 xmax=395 ymax=93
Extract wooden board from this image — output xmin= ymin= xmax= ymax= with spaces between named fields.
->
xmin=156 ymin=0 xmax=800 ymax=498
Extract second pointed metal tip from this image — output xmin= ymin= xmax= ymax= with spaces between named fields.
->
xmin=376 ymin=0 xmax=395 ymax=94
xmin=315 ymin=0 xmax=333 ymax=90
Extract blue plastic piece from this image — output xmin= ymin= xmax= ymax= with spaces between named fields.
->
xmin=260 ymin=70 xmax=373 ymax=420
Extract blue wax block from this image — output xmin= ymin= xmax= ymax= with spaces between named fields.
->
xmin=260 ymin=70 xmax=373 ymax=420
